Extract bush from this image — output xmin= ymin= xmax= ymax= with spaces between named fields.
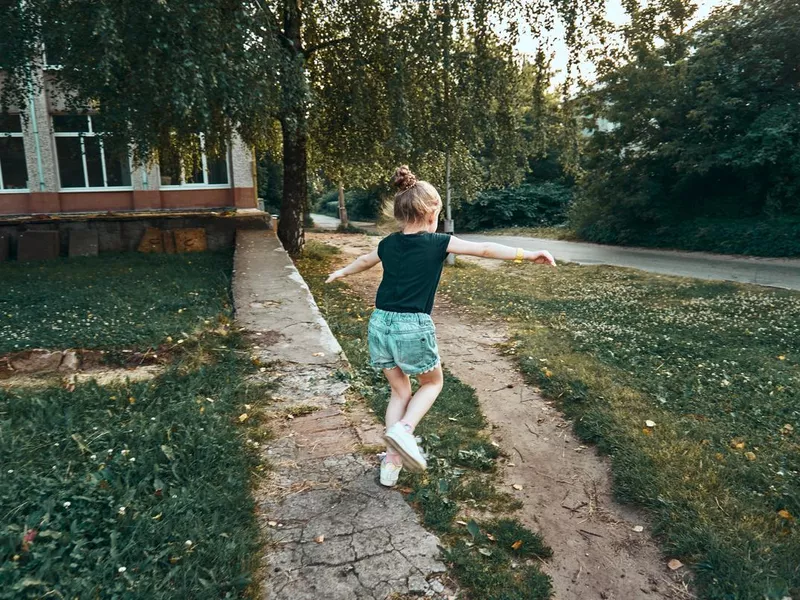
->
xmin=575 ymin=216 xmax=800 ymax=257
xmin=456 ymin=182 xmax=572 ymax=232
xmin=312 ymin=188 xmax=382 ymax=222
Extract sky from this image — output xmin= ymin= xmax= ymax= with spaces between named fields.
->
xmin=517 ymin=0 xmax=736 ymax=85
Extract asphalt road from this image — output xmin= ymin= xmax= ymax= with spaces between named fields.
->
xmin=460 ymin=234 xmax=800 ymax=291
xmin=309 ymin=214 xmax=800 ymax=291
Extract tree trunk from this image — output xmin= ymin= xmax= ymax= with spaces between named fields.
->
xmin=338 ymin=182 xmax=349 ymax=227
xmin=277 ymin=0 xmax=307 ymax=256
xmin=278 ymin=120 xmax=307 ymax=255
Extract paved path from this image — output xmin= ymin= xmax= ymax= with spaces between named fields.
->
xmin=462 ymin=234 xmax=800 ymax=291
xmin=232 ymin=230 xmax=450 ymax=600
xmin=309 ymin=213 xmax=377 ymax=232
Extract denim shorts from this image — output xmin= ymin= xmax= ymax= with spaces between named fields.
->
xmin=368 ymin=309 xmax=441 ymax=375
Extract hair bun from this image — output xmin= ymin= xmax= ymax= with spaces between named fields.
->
xmin=392 ymin=165 xmax=417 ymax=192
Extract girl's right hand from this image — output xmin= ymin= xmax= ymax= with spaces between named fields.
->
xmin=530 ymin=250 xmax=556 ymax=266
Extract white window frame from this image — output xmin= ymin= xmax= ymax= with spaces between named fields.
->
xmin=159 ymin=135 xmax=231 ymax=190
xmin=53 ymin=114 xmax=133 ymax=192
xmin=0 ymin=115 xmax=29 ymax=194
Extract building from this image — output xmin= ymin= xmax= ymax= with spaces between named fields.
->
xmin=0 ymin=66 xmax=257 ymax=218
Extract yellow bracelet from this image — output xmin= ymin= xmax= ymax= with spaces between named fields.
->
xmin=514 ymin=248 xmax=524 ymax=263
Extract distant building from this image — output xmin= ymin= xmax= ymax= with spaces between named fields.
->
xmin=0 ymin=62 xmax=257 ymax=217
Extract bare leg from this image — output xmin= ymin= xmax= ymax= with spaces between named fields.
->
xmin=383 ymin=367 xmax=412 ymax=465
xmin=400 ymin=366 xmax=444 ymax=430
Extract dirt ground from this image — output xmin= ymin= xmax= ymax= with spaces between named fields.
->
xmin=311 ymin=232 xmax=694 ymax=600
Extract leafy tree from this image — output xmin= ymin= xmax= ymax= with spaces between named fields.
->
xmin=2 ymin=0 xmax=610 ymax=253
xmin=574 ymin=0 xmax=800 ymax=252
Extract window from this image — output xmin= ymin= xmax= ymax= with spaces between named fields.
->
xmin=0 ymin=114 xmax=29 ymax=192
xmin=53 ymin=115 xmax=132 ymax=190
xmin=159 ymin=136 xmax=229 ymax=187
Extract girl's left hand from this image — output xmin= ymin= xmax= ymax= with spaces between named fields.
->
xmin=325 ymin=270 xmax=344 ymax=283
xmin=530 ymin=250 xmax=556 ymax=267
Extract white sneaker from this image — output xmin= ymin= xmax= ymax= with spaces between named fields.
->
xmin=384 ymin=423 xmax=427 ymax=472
xmin=380 ymin=459 xmax=402 ymax=487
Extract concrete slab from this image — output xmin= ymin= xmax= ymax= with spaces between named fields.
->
xmin=68 ymin=230 xmax=99 ymax=257
xmin=233 ymin=230 xmax=344 ymax=366
xmin=232 ymin=230 xmax=450 ymax=600
xmin=17 ymin=230 xmax=59 ymax=261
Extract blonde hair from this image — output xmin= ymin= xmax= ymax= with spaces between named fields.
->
xmin=387 ymin=165 xmax=442 ymax=226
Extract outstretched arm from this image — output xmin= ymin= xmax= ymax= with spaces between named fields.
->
xmin=325 ymin=248 xmax=381 ymax=283
xmin=447 ymin=236 xmax=556 ymax=266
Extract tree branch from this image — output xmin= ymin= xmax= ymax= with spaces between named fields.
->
xmin=251 ymin=0 xmax=296 ymax=53
xmin=305 ymin=36 xmax=353 ymax=57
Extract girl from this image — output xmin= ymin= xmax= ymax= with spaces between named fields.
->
xmin=325 ymin=166 xmax=555 ymax=487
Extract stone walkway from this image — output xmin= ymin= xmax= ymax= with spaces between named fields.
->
xmin=232 ymin=230 xmax=450 ymax=600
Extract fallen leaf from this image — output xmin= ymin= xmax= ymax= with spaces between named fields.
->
xmin=744 ymin=451 xmax=756 ymax=461
xmin=286 ymin=414 xmax=295 ymax=420
xmin=268 ymin=521 xmax=278 ymax=527
xmin=511 ymin=540 xmax=523 ymax=550
xmin=781 ymin=424 xmax=794 ymax=435
xmin=448 ymin=417 xmax=458 ymax=422
xmin=645 ymin=420 xmax=656 ymax=428
xmin=633 ymin=525 xmax=644 ymax=533
xmin=730 ymin=438 xmax=746 ymax=450
xmin=486 ymin=533 xmax=496 ymax=542
xmin=312 ymin=352 xmax=325 ymax=357
xmin=667 ymin=559 xmax=683 ymax=571
xmin=238 ymin=413 xmax=249 ymax=423
xmin=466 ymin=520 xmax=481 ymax=540
xmin=314 ymin=535 xmax=325 ymax=543
xmin=512 ymin=484 xmax=523 ymax=491
xmin=777 ymin=510 xmax=793 ymax=521
xmin=778 ymin=355 xmax=786 ymax=360
xmin=642 ymin=428 xmax=652 ymax=435
xmin=478 ymin=548 xmax=492 ymax=557
xmin=507 ymin=462 xmax=516 ymax=467
xmin=456 ymin=520 xmax=468 ymax=526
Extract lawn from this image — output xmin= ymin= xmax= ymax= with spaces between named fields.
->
xmin=0 ymin=252 xmax=265 ymax=599
xmin=296 ymin=242 xmax=554 ymax=600
xmin=0 ymin=252 xmax=233 ymax=353
xmin=478 ymin=225 xmax=577 ymax=240
xmin=439 ymin=260 xmax=800 ymax=600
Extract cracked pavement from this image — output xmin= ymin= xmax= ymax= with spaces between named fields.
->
xmin=233 ymin=230 xmax=452 ymax=600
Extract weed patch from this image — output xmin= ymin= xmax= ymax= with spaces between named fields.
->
xmin=296 ymin=244 xmax=553 ymax=600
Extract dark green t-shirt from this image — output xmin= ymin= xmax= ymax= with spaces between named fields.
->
xmin=375 ymin=232 xmax=451 ymax=314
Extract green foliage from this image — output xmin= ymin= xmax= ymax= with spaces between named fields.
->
xmin=0 ymin=252 xmax=233 ymax=353
xmin=456 ymin=182 xmax=572 ymax=232
xmin=295 ymin=243 xmax=553 ymax=599
xmin=576 ymin=0 xmax=800 ymax=255
xmin=313 ymin=187 xmax=383 ymax=222
xmin=440 ymin=261 xmax=800 ymax=599
xmin=257 ymin=154 xmax=283 ymax=215
xmin=576 ymin=217 xmax=800 ymax=257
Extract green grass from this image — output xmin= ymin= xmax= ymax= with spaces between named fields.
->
xmin=0 ymin=251 xmax=267 ymax=599
xmin=479 ymin=226 xmax=577 ymax=240
xmin=0 ymin=251 xmax=233 ymax=353
xmin=297 ymin=240 xmax=553 ymax=599
xmin=0 ymin=334 xmax=263 ymax=599
xmin=439 ymin=260 xmax=800 ymax=600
